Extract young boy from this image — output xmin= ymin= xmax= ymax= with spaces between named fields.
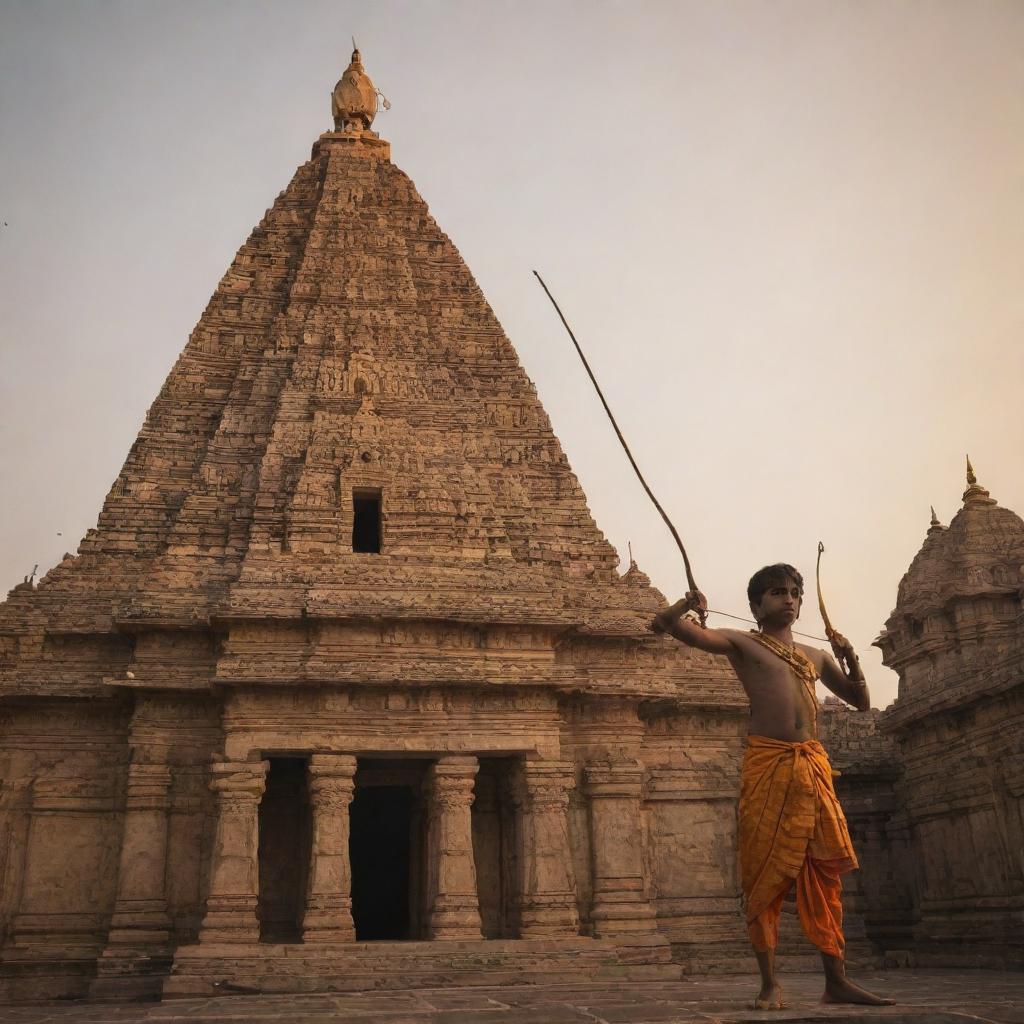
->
xmin=652 ymin=564 xmax=893 ymax=1010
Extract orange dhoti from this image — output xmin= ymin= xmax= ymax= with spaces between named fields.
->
xmin=739 ymin=735 xmax=857 ymax=958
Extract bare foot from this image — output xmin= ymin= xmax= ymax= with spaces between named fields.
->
xmin=754 ymin=982 xmax=785 ymax=1009
xmin=822 ymin=975 xmax=894 ymax=1005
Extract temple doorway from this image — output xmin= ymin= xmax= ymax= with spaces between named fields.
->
xmin=258 ymin=757 xmax=311 ymax=942
xmin=473 ymin=757 xmax=520 ymax=938
xmin=255 ymin=756 xmax=522 ymax=943
xmin=350 ymin=761 xmax=424 ymax=940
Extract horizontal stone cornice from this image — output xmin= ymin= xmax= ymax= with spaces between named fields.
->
xmin=124 ymin=763 xmax=173 ymax=810
xmin=880 ymin=657 xmax=1024 ymax=733
xmin=584 ymin=759 xmax=645 ymax=797
xmin=207 ymin=759 xmax=269 ymax=800
xmin=516 ymin=759 xmax=576 ymax=806
xmin=644 ymin=766 xmax=738 ymax=802
xmin=311 ymin=130 xmax=392 ymax=161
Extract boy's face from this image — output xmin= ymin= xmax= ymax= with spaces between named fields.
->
xmin=751 ymin=577 xmax=802 ymax=627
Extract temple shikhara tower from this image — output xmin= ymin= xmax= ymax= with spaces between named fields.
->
xmin=0 ymin=49 xmax=747 ymax=1000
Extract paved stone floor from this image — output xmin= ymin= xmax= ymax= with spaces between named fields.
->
xmin=1 ymin=970 xmax=1023 ymax=1024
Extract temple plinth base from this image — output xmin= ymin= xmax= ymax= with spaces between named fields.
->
xmin=197 ymin=889 xmax=262 ymax=945
xmin=90 ymin=903 xmax=174 ymax=1000
xmin=89 ymin=946 xmax=174 ymax=1002
xmin=163 ymin=935 xmax=675 ymax=998
xmin=518 ymin=893 xmax=581 ymax=937
xmin=426 ymin=895 xmax=485 ymax=940
xmin=301 ymin=894 xmax=356 ymax=943
xmin=590 ymin=882 xmax=660 ymax=935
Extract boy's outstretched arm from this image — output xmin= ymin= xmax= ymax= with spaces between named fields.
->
xmin=651 ymin=591 xmax=740 ymax=658
xmin=818 ymin=632 xmax=872 ymax=711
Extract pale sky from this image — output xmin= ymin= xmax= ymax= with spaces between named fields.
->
xmin=2 ymin=1 xmax=1023 ymax=710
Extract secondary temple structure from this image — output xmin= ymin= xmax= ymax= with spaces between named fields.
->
xmin=872 ymin=464 xmax=1024 ymax=966
xmin=817 ymin=460 xmax=1024 ymax=971
xmin=1 ymin=50 xmax=1021 ymax=1003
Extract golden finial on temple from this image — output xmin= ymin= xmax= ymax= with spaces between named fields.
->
xmin=331 ymin=42 xmax=386 ymax=132
xmin=962 ymin=454 xmax=996 ymax=507
xmin=927 ymin=505 xmax=946 ymax=534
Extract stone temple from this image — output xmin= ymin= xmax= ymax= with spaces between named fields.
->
xmin=1 ymin=49 xmax=1021 ymax=1004
xmin=0 ymin=48 xmax=744 ymax=1000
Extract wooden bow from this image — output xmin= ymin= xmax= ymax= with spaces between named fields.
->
xmin=816 ymin=541 xmax=849 ymax=668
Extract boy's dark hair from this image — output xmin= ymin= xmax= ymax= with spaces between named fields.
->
xmin=747 ymin=564 xmax=804 ymax=606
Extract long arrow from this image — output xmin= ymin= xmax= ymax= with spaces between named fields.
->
xmin=533 ymin=270 xmax=706 ymax=625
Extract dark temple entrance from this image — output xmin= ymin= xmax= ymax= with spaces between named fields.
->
xmin=350 ymin=762 xmax=423 ymax=940
xmin=258 ymin=757 xmax=311 ymax=942
xmin=472 ymin=757 xmax=520 ymax=939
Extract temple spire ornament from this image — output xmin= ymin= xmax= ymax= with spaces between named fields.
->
xmin=928 ymin=506 xmax=945 ymax=534
xmin=962 ymin=454 xmax=996 ymax=508
xmin=331 ymin=44 xmax=388 ymax=132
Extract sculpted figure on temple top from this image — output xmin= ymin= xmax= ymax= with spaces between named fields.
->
xmin=332 ymin=46 xmax=381 ymax=131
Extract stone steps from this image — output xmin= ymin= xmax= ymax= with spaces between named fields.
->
xmin=162 ymin=934 xmax=678 ymax=998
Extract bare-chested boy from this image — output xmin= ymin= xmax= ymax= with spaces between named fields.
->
xmin=652 ymin=564 xmax=893 ymax=1010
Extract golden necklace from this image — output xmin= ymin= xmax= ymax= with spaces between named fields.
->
xmin=748 ymin=631 xmax=819 ymax=724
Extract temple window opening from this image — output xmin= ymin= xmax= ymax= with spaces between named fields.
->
xmin=352 ymin=488 xmax=382 ymax=553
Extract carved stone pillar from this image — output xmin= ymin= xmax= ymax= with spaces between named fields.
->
xmin=9 ymin=773 xmax=118 ymax=956
xmin=584 ymin=759 xmax=658 ymax=936
xmin=302 ymin=754 xmax=357 ymax=943
xmin=515 ymin=760 xmax=580 ymax=937
xmin=197 ymin=759 xmax=268 ymax=944
xmin=105 ymin=762 xmax=173 ymax=946
xmin=0 ymin=751 xmax=34 ymax=952
xmin=424 ymin=756 xmax=482 ymax=939
xmin=90 ymin=761 xmax=173 ymax=998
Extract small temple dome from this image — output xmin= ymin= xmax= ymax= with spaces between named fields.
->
xmin=887 ymin=458 xmax=1024 ymax=623
xmin=332 ymin=46 xmax=379 ymax=131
